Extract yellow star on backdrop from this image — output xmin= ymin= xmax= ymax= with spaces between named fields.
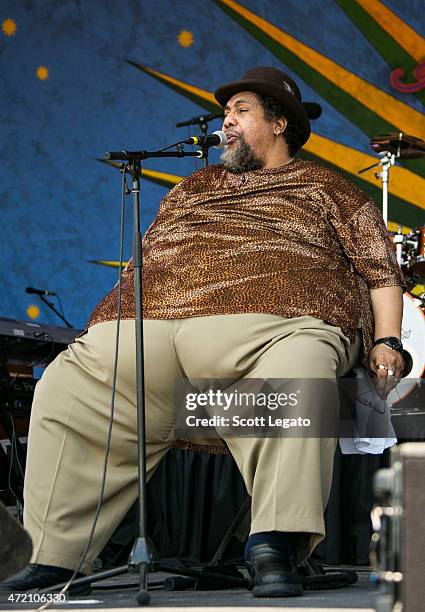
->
xmin=2 ymin=18 xmax=17 ymax=36
xmin=36 ymin=65 xmax=49 ymax=80
xmin=27 ymin=304 xmax=40 ymax=320
xmin=177 ymin=30 xmax=194 ymax=48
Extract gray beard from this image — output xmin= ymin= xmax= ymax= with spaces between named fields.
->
xmin=220 ymin=135 xmax=264 ymax=174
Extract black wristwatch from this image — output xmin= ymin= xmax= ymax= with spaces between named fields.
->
xmin=373 ymin=336 xmax=403 ymax=355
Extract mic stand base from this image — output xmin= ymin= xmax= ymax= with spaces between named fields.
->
xmin=39 ymin=560 xmax=248 ymax=596
xmin=129 ymin=535 xmax=158 ymax=604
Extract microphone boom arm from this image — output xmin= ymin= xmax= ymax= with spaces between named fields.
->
xmin=38 ymin=295 xmax=74 ymax=329
xmin=104 ymin=149 xmax=205 ymax=162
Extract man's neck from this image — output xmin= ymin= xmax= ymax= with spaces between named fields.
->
xmin=263 ymin=154 xmax=293 ymax=169
xmin=262 ymin=144 xmax=293 ymax=169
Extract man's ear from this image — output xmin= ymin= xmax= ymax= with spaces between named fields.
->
xmin=275 ymin=116 xmax=288 ymax=135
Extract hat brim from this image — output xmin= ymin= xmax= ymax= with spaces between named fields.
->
xmin=214 ymin=78 xmax=311 ymax=147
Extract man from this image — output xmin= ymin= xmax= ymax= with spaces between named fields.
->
xmin=1 ymin=67 xmax=404 ymax=598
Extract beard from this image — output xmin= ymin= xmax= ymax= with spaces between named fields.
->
xmin=220 ymin=135 xmax=265 ymax=174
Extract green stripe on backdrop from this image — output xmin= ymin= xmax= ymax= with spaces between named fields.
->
xmin=335 ymin=0 xmax=425 ymax=108
xmin=213 ymin=0 xmax=425 ymax=178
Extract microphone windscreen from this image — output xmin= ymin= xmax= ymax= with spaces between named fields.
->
xmin=212 ymin=130 xmax=227 ymax=148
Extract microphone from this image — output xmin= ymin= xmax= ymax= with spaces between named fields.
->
xmin=303 ymin=102 xmax=322 ymax=120
xmin=25 ymin=286 xmax=57 ymax=296
xmin=182 ymin=130 xmax=227 ymax=149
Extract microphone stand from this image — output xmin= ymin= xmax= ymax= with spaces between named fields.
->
xmin=50 ymin=145 xmax=220 ymax=606
xmin=37 ymin=295 xmax=73 ymax=328
xmin=176 ymin=112 xmax=224 ymax=168
xmin=109 ymin=147 xmax=206 ymax=604
xmin=126 ymin=158 xmax=152 ymax=605
xmin=199 ymin=119 xmax=210 ymax=167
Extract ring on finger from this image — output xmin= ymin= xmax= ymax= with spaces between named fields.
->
xmin=377 ymin=364 xmax=388 ymax=370
xmin=387 ymin=369 xmax=395 ymax=377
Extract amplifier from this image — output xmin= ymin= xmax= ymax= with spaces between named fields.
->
xmin=372 ymin=443 xmax=425 ymax=612
xmin=0 ymin=376 xmax=37 ymax=415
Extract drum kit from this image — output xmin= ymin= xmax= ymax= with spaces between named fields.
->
xmin=361 ymin=132 xmax=425 ymax=404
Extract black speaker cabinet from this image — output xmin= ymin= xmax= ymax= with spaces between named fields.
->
xmin=373 ymin=443 xmax=425 ymax=612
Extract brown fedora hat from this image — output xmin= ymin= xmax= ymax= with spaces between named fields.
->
xmin=214 ymin=66 xmax=311 ymax=147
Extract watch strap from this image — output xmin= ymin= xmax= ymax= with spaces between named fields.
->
xmin=373 ymin=336 xmax=403 ymax=354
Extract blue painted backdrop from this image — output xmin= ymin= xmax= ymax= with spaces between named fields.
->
xmin=1 ymin=0 xmax=424 ymax=329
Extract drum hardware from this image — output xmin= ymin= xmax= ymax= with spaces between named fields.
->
xmin=359 ymin=133 xmax=425 ymax=228
xmin=389 ymin=226 xmax=411 ymax=270
xmin=359 ymin=132 xmax=425 ymax=281
xmin=408 ymin=226 xmax=425 ymax=277
xmin=392 ymin=227 xmax=406 ymax=267
xmin=358 ymin=150 xmax=396 ymax=227
xmin=370 ymin=133 xmax=425 ymax=159
xmin=389 ymin=226 xmax=425 ymax=281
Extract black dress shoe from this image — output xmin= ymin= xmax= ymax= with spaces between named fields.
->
xmin=246 ymin=539 xmax=303 ymax=598
xmin=0 ymin=564 xmax=91 ymax=596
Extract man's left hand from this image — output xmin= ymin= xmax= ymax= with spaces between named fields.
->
xmin=369 ymin=344 xmax=404 ymax=398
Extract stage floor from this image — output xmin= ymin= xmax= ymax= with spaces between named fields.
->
xmin=0 ymin=567 xmax=377 ymax=611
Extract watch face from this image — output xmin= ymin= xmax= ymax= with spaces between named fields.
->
xmin=384 ymin=338 xmax=403 ymax=351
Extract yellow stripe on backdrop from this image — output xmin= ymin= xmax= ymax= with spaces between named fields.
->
xmin=142 ymin=167 xmax=183 ymax=184
xmin=387 ymin=221 xmax=411 ymax=233
xmin=141 ymin=65 xmax=217 ymax=106
xmin=218 ymin=0 xmax=425 ymax=139
xmin=355 ymin=0 xmax=425 ymax=62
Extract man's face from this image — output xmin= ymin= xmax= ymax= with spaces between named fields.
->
xmin=220 ymin=91 xmax=276 ymax=173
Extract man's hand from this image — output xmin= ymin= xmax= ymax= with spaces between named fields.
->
xmin=369 ymin=285 xmax=404 ymax=398
xmin=369 ymin=344 xmax=404 ymax=398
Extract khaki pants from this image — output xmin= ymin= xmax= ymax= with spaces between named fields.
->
xmin=24 ymin=314 xmax=360 ymax=573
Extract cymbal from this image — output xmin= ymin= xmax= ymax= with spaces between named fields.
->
xmin=371 ymin=132 xmax=425 ymax=159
